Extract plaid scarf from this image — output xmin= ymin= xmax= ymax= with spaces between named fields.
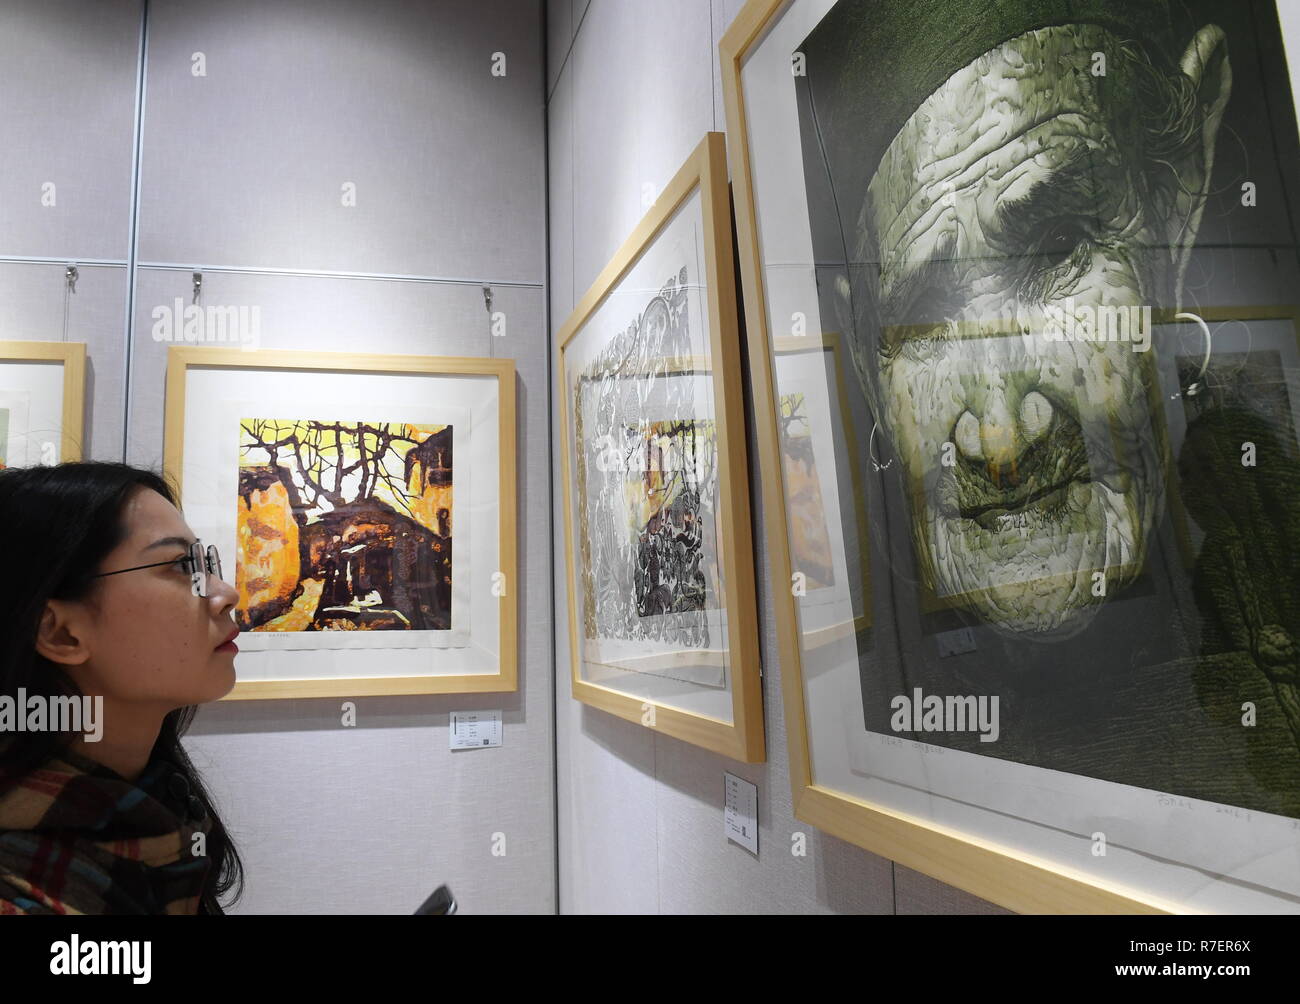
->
xmin=0 ymin=743 xmax=215 ymax=915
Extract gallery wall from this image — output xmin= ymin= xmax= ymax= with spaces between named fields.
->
xmin=1 ymin=0 xmax=552 ymax=913
xmin=545 ymin=0 xmax=1008 ymax=914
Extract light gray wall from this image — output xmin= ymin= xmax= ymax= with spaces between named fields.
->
xmin=2 ymin=0 xmax=551 ymax=914
xmin=0 ymin=0 xmax=139 ymax=262
xmin=0 ymin=0 xmax=140 ymax=462
xmin=546 ymin=0 xmax=1008 ymax=915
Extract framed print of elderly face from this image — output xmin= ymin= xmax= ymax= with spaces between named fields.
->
xmin=723 ymin=0 xmax=1300 ymax=910
xmin=557 ymin=134 xmax=764 ymax=763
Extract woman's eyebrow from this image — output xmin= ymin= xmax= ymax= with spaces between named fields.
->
xmin=143 ymin=535 xmax=197 ymax=552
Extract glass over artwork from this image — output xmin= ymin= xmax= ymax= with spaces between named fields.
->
xmin=734 ymin=0 xmax=1300 ymax=907
xmin=574 ymin=270 xmax=722 ymax=660
xmin=571 ymin=264 xmax=729 ymax=692
xmin=0 ymin=347 xmax=78 ymax=468
xmin=559 ymin=135 xmax=762 ymax=758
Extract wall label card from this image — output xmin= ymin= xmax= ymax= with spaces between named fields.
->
xmin=449 ymin=711 xmax=502 ymax=750
xmin=724 ymin=772 xmax=758 ymax=854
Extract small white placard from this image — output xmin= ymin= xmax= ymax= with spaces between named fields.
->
xmin=449 ymin=710 xmax=502 ymax=750
xmin=724 ymin=772 xmax=758 ymax=854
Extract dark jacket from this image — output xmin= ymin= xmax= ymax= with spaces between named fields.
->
xmin=0 ymin=743 xmax=216 ymax=915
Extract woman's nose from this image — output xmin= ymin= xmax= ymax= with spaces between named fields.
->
xmin=208 ymin=575 xmax=240 ymax=612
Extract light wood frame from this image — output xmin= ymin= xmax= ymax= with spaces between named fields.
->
xmin=556 ymin=133 xmax=765 ymax=763
xmin=721 ymin=0 xmax=1196 ymax=913
xmin=164 ymin=346 xmax=517 ymax=700
xmin=0 ymin=340 xmax=86 ymax=463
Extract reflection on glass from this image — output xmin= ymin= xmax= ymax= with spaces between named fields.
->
xmin=769 ymin=0 xmax=1300 ymax=825
xmin=572 ymin=267 xmax=727 ymax=685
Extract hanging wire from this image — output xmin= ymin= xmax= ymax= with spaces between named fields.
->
xmin=61 ymin=264 xmax=78 ymax=342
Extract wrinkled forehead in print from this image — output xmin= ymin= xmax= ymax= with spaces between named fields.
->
xmin=795 ymin=0 xmax=1206 ymax=392
xmin=797 ymin=0 xmax=1180 ymax=234
xmin=861 ymin=23 xmax=1205 ymax=348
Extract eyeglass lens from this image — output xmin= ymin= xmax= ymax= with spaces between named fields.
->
xmin=188 ymin=541 xmax=223 ymax=597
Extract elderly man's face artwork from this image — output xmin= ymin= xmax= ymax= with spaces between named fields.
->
xmin=848 ymin=22 xmax=1231 ymax=635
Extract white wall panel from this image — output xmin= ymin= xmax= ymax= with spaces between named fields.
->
xmin=0 ymin=0 xmax=139 ymax=260
xmin=137 ymin=0 xmax=545 ymax=283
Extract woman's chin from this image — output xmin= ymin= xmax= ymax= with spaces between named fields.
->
xmin=203 ymin=653 xmax=239 ymax=700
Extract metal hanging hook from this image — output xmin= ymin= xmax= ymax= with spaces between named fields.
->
xmin=192 ymin=271 xmax=203 ymax=305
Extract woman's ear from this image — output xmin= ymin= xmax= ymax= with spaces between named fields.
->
xmin=35 ymin=601 xmax=91 ymax=667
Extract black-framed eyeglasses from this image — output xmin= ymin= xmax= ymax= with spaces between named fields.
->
xmin=92 ymin=540 xmax=223 ymax=598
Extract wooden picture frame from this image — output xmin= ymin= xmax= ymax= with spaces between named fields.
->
xmin=0 ymin=340 xmax=86 ymax=464
xmin=556 ymin=133 xmax=765 ymax=763
xmin=164 ymin=346 xmax=517 ymax=700
xmin=722 ymin=0 xmax=1300 ymax=913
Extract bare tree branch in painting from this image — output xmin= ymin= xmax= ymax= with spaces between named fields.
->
xmin=239 ymin=419 xmax=424 ymax=515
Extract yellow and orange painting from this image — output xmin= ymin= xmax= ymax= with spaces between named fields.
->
xmin=779 ymin=393 xmax=835 ymax=591
xmin=236 ymin=417 xmax=453 ymax=633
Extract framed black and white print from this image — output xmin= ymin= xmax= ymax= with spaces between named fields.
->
xmin=557 ymin=133 xmax=765 ymax=762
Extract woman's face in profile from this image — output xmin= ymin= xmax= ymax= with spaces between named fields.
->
xmin=64 ymin=487 xmax=239 ymax=711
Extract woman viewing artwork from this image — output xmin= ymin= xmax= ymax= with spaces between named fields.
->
xmin=0 ymin=462 xmax=244 ymax=914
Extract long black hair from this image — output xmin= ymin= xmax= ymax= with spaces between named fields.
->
xmin=0 ymin=461 xmax=244 ymax=914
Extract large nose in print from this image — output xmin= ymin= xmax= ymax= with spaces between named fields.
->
xmin=953 ymin=390 xmax=1054 ymax=488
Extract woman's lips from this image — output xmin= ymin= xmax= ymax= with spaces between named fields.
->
xmin=215 ymin=629 xmax=239 ymax=653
